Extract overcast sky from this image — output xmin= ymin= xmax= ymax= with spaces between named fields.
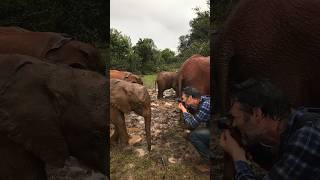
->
xmin=111 ymin=0 xmax=208 ymax=53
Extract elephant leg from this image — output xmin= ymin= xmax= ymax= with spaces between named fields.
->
xmin=0 ymin=135 xmax=47 ymax=180
xmin=110 ymin=124 xmax=119 ymax=144
xmin=157 ymin=89 xmax=163 ymax=99
xmin=113 ymin=111 xmax=130 ymax=146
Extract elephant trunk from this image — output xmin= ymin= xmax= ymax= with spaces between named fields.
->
xmin=143 ymin=105 xmax=152 ymax=151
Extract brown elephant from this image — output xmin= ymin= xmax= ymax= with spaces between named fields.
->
xmin=155 ymin=71 xmax=177 ymax=99
xmin=0 ymin=30 xmax=105 ymax=75
xmin=110 ymin=79 xmax=151 ymax=151
xmin=110 ymin=69 xmax=143 ymax=85
xmin=177 ymin=55 xmax=210 ymax=97
xmin=213 ymin=0 xmax=320 ymax=179
xmin=0 ymin=26 xmax=30 ymax=32
xmin=0 ymin=54 xmax=107 ymax=180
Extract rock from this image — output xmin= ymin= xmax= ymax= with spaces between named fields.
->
xmin=129 ymin=135 xmax=142 ymax=145
xmin=128 ymin=163 xmax=135 ymax=169
xmin=134 ymin=148 xmax=146 ymax=157
xmin=168 ymin=157 xmax=177 ymax=164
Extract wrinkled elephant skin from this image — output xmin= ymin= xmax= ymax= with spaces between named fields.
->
xmin=0 ymin=54 xmax=107 ymax=179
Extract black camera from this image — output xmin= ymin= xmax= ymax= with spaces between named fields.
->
xmin=217 ymin=115 xmax=233 ymax=130
xmin=177 ymin=98 xmax=186 ymax=106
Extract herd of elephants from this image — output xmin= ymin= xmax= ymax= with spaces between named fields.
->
xmin=1 ymin=0 xmax=320 ymax=179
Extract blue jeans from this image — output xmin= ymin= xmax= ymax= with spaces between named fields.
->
xmin=188 ymin=127 xmax=211 ymax=162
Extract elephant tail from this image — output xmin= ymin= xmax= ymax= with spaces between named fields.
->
xmin=154 ymin=79 xmax=157 ymax=91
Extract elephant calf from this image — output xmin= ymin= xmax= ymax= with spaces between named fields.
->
xmin=110 ymin=69 xmax=143 ymax=85
xmin=155 ymin=71 xmax=177 ymax=99
xmin=110 ymin=79 xmax=151 ymax=151
xmin=0 ymin=54 xmax=107 ymax=180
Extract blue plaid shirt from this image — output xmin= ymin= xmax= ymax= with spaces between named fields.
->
xmin=234 ymin=107 xmax=320 ymax=180
xmin=183 ymin=96 xmax=211 ymax=129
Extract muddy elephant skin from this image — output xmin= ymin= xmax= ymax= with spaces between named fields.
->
xmin=110 ymin=79 xmax=151 ymax=151
xmin=213 ymin=0 xmax=320 ymax=114
xmin=213 ymin=0 xmax=320 ymax=179
xmin=0 ymin=54 xmax=107 ymax=180
xmin=177 ymin=55 xmax=210 ymax=97
xmin=155 ymin=71 xmax=177 ymax=99
xmin=110 ymin=69 xmax=143 ymax=85
xmin=0 ymin=29 xmax=105 ymax=74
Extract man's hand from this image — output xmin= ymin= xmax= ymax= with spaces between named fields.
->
xmin=178 ymin=102 xmax=187 ymax=113
xmin=220 ymin=130 xmax=247 ymax=162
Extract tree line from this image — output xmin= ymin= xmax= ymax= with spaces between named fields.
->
xmin=0 ymin=0 xmax=107 ymax=45
xmin=111 ymin=2 xmax=210 ymax=75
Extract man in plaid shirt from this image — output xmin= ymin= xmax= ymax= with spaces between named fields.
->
xmin=178 ymin=86 xmax=211 ymax=173
xmin=220 ymin=79 xmax=320 ymax=179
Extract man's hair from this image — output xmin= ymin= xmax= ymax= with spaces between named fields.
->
xmin=231 ymin=79 xmax=291 ymax=121
xmin=182 ymin=86 xmax=201 ymax=99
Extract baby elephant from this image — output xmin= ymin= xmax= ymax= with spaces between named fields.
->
xmin=110 ymin=79 xmax=151 ymax=151
xmin=0 ymin=54 xmax=107 ymax=180
xmin=110 ymin=69 xmax=143 ymax=85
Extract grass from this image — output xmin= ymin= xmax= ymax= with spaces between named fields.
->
xmin=142 ymin=74 xmax=157 ymax=89
xmin=110 ymin=146 xmax=209 ymax=180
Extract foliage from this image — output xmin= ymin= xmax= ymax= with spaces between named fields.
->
xmin=110 ymin=28 xmax=178 ymax=75
xmin=110 ymin=2 xmax=211 ymax=75
xmin=177 ymin=3 xmax=210 ymax=62
xmin=0 ymin=0 xmax=107 ymax=44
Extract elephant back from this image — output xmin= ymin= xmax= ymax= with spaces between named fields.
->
xmin=0 ymin=31 xmax=72 ymax=58
xmin=110 ymin=79 xmax=149 ymax=114
xmin=177 ymin=55 xmax=210 ymax=96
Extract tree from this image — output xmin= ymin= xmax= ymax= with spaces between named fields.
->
xmin=177 ymin=4 xmax=210 ymax=61
xmin=110 ymin=28 xmax=132 ymax=70
xmin=161 ymin=48 xmax=176 ymax=64
xmin=133 ymin=38 xmax=157 ymax=74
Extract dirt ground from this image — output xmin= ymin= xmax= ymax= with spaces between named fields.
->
xmin=46 ymin=157 xmax=107 ymax=180
xmin=110 ymin=89 xmax=210 ymax=180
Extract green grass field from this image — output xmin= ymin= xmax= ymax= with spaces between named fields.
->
xmin=142 ymin=74 xmax=157 ymax=89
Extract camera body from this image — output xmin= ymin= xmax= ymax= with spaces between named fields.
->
xmin=217 ymin=115 xmax=233 ymax=130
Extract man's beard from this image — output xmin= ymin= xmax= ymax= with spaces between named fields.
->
xmin=240 ymin=114 xmax=267 ymax=146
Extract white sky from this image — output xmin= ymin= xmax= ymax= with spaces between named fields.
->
xmin=111 ymin=0 xmax=208 ymax=53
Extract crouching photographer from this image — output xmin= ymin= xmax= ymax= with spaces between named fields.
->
xmin=219 ymin=79 xmax=320 ymax=179
xmin=177 ymin=86 xmax=211 ymax=173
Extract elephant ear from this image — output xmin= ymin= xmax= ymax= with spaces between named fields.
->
xmin=0 ymin=55 xmax=34 ymax=92
xmin=42 ymin=32 xmax=73 ymax=57
xmin=110 ymin=80 xmax=132 ymax=113
xmin=0 ymin=64 xmax=70 ymax=168
xmin=124 ymin=72 xmax=130 ymax=79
